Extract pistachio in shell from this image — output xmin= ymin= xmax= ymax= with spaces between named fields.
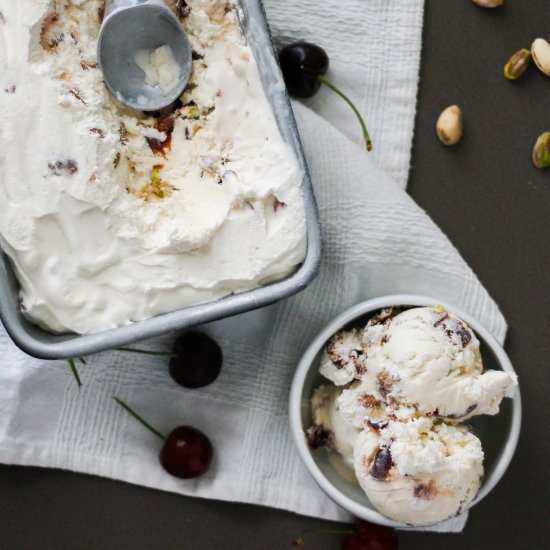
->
xmin=531 ymin=38 xmax=550 ymax=77
xmin=532 ymin=132 xmax=550 ymax=169
xmin=436 ymin=105 xmax=463 ymax=146
xmin=471 ymin=0 xmax=503 ymax=7
xmin=504 ymin=49 xmax=532 ymax=80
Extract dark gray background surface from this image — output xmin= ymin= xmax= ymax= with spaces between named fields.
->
xmin=0 ymin=0 xmax=548 ymax=548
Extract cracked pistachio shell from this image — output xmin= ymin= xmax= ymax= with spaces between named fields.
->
xmin=504 ymin=49 xmax=532 ymax=80
xmin=471 ymin=0 xmax=503 ymax=7
xmin=532 ymin=132 xmax=550 ymax=169
xmin=436 ymin=105 xmax=463 ymax=146
xmin=531 ymin=38 xmax=550 ymax=77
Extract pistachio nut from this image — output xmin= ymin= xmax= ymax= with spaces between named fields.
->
xmin=531 ymin=38 xmax=550 ymax=77
xmin=532 ymin=132 xmax=550 ymax=169
xmin=504 ymin=49 xmax=532 ymax=80
xmin=436 ymin=105 xmax=463 ymax=146
xmin=471 ymin=0 xmax=503 ymax=7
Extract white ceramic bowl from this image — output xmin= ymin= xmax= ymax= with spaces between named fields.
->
xmin=289 ymin=294 xmax=521 ymax=527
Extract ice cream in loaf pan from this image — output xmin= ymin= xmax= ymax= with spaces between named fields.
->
xmin=0 ymin=0 xmax=307 ymax=334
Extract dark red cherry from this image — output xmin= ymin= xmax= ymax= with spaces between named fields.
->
xmin=369 ymin=448 xmax=393 ymax=480
xmin=170 ymin=332 xmax=223 ymax=388
xmin=342 ymin=520 xmax=398 ymax=550
xmin=159 ymin=426 xmax=213 ymax=479
xmin=279 ymin=41 xmax=329 ymax=98
xmin=343 ymin=534 xmax=372 ymax=550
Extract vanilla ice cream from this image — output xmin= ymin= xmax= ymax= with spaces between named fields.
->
xmin=319 ymin=328 xmax=366 ymax=386
xmin=354 ymin=418 xmax=483 ymax=525
xmin=338 ymin=377 xmax=387 ymax=430
xmin=307 ymin=305 xmax=518 ymax=525
xmin=363 ymin=307 xmax=517 ymax=419
xmin=135 ymin=45 xmax=181 ymax=93
xmin=308 ymin=385 xmax=360 ymax=470
xmin=0 ymin=0 xmax=306 ymax=333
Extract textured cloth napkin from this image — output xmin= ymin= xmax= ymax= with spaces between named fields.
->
xmin=0 ymin=0 xmax=506 ymax=533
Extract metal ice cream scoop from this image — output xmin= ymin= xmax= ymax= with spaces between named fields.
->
xmin=98 ymin=0 xmax=192 ymax=111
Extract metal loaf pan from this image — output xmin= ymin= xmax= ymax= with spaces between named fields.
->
xmin=0 ymin=0 xmax=322 ymax=359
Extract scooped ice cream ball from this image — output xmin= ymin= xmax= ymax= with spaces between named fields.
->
xmin=353 ymin=418 xmax=484 ymax=526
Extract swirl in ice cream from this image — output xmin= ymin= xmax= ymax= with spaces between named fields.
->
xmin=0 ymin=0 xmax=306 ymax=333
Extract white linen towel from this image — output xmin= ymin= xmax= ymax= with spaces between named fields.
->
xmin=0 ymin=0 xmax=506 ymax=533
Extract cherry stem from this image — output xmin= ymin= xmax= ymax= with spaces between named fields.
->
xmin=68 ymin=359 xmax=82 ymax=388
xmin=113 ymin=397 xmax=167 ymax=441
xmin=116 ymin=347 xmax=178 ymax=358
xmin=317 ymin=74 xmax=373 ymax=151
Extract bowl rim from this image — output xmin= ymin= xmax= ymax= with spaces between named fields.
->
xmin=289 ymin=294 xmax=522 ymax=528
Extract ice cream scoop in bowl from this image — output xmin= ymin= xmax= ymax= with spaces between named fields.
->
xmin=98 ymin=0 xmax=192 ymax=111
xmin=289 ymin=295 xmax=521 ymax=527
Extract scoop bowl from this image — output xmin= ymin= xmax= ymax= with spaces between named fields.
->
xmin=98 ymin=0 xmax=192 ymax=111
